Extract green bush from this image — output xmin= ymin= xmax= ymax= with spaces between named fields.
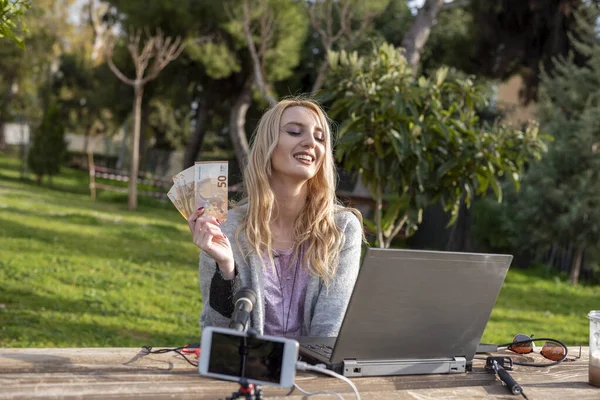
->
xmin=325 ymin=42 xmax=549 ymax=248
xmin=27 ymin=101 xmax=68 ymax=184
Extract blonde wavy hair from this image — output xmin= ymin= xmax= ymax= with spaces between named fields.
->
xmin=236 ymin=97 xmax=362 ymax=284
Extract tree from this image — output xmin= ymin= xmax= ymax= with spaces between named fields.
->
xmin=217 ymin=0 xmax=390 ymax=168
xmin=417 ymin=3 xmax=474 ymax=74
xmin=307 ymin=0 xmax=388 ymax=94
xmin=240 ymin=0 xmax=277 ymax=106
xmin=105 ymin=29 xmax=184 ymax=210
xmin=0 ymin=0 xmax=30 ymax=49
xmin=88 ymin=0 xmax=111 ymax=64
xmin=188 ymin=0 xmax=309 ymax=169
xmin=1 ymin=0 xmax=73 ymax=150
xmin=27 ymin=100 xmax=67 ymax=183
xmin=326 ymin=43 xmax=549 ymax=248
xmin=475 ymin=8 xmax=600 ymax=285
xmin=467 ymin=0 xmax=593 ymax=103
xmin=401 ymin=0 xmax=444 ymax=69
xmin=54 ymin=50 xmax=114 ymax=155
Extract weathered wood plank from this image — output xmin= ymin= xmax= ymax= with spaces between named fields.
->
xmin=0 ymin=348 xmax=597 ymax=399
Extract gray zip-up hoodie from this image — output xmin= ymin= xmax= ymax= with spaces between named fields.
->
xmin=199 ymin=205 xmax=363 ymax=337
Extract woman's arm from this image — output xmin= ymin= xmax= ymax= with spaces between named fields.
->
xmin=190 ymin=207 xmax=238 ymax=329
xmin=308 ymin=212 xmax=363 ymax=336
xmin=199 ymin=253 xmax=242 ymax=329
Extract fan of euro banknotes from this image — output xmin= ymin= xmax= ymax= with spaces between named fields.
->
xmin=167 ymin=161 xmax=229 ymax=222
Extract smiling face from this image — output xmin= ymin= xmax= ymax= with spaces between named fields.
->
xmin=270 ymin=106 xmax=326 ymax=184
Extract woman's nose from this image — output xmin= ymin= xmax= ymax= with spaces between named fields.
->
xmin=302 ymin=133 xmax=317 ymax=147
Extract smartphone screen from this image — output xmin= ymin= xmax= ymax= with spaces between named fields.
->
xmin=199 ymin=327 xmax=298 ymax=387
xmin=208 ymin=331 xmax=284 ymax=383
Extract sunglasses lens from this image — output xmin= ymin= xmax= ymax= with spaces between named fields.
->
xmin=509 ymin=334 xmax=533 ymax=354
xmin=541 ymin=342 xmax=565 ymax=361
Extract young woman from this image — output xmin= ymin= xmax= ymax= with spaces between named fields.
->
xmin=188 ymin=97 xmax=364 ymax=337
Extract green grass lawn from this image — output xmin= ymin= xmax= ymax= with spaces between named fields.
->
xmin=0 ymin=154 xmax=201 ymax=347
xmin=0 ymin=153 xmax=597 ymax=348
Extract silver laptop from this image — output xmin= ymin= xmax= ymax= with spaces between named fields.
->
xmin=297 ymin=248 xmax=512 ymax=377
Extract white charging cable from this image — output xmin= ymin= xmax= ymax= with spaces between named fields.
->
xmin=295 ymin=361 xmax=361 ymax=400
xmin=293 ymin=383 xmax=345 ymax=399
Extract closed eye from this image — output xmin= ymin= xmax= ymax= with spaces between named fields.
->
xmin=287 ymin=131 xmax=301 ymax=136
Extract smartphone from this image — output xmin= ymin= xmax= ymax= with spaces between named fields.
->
xmin=198 ymin=326 xmax=299 ymax=388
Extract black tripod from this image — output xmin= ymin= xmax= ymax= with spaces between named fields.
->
xmin=225 ymin=328 xmax=264 ymax=400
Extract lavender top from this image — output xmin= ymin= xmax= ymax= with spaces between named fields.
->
xmin=200 ymin=205 xmax=363 ymax=337
xmin=263 ymin=247 xmax=310 ymax=337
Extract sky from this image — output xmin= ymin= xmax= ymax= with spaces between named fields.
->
xmin=409 ymin=0 xmax=426 ymax=9
xmin=67 ymin=0 xmax=86 ymax=26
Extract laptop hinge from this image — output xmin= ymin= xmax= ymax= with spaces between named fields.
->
xmin=342 ymin=357 xmax=467 ymax=378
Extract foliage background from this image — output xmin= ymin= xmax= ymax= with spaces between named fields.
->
xmin=1 ymin=0 xmax=599 ymax=348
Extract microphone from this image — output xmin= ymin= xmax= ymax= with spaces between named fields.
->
xmin=228 ymin=287 xmax=257 ymax=332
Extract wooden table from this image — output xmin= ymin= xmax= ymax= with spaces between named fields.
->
xmin=0 ymin=347 xmax=597 ymax=399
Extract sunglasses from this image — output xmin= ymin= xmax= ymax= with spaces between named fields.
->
xmin=507 ymin=334 xmax=581 ymax=362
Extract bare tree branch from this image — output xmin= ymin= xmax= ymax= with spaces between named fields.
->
xmin=337 ymin=1 xmax=353 ymax=40
xmin=126 ymin=30 xmax=156 ymax=81
xmin=145 ymin=29 xmax=185 ymax=83
xmin=386 ymin=215 xmax=409 ymax=248
xmin=258 ymin=0 xmax=275 ymax=66
xmin=104 ymin=29 xmax=185 ymax=210
xmin=242 ymin=0 xmax=277 ymax=105
xmin=105 ymin=36 xmax=135 ymax=85
xmin=346 ymin=7 xmax=379 ymax=44
xmin=309 ymin=4 xmax=329 ymax=49
xmin=309 ymin=0 xmax=382 ymax=95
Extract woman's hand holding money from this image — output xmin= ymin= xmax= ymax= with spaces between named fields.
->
xmin=188 ymin=207 xmax=235 ymax=280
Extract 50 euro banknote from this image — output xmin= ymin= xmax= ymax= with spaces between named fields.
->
xmin=167 ymin=161 xmax=228 ymax=222
xmin=194 ymin=161 xmax=228 ymax=222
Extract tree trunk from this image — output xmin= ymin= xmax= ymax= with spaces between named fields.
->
xmin=229 ymin=86 xmax=252 ymax=171
xmin=563 ymin=241 xmax=573 ymax=274
xmin=83 ymin=129 xmax=90 ymax=154
xmin=0 ymin=80 xmax=15 ymax=150
xmin=242 ymin=0 xmax=277 ymax=106
xmin=0 ymin=121 xmax=6 ymax=150
xmin=129 ymin=84 xmax=143 ymax=211
xmin=138 ymin=105 xmax=149 ymax=172
xmin=311 ymin=59 xmax=330 ymax=95
xmin=401 ymin=0 xmax=445 ymax=68
xmin=445 ymin=197 xmax=473 ymax=252
xmin=569 ymin=247 xmax=583 ymax=285
xmin=374 ymin=183 xmax=384 ymax=248
xmin=546 ymin=243 xmax=558 ymax=273
xmin=183 ymin=101 xmax=209 ymax=169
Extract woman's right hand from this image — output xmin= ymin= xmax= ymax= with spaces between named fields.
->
xmin=187 ymin=207 xmax=235 ymax=279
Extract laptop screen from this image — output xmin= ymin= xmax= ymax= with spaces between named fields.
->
xmin=330 ymin=248 xmax=512 ymax=364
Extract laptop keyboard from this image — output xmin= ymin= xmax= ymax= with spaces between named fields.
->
xmin=300 ymin=343 xmax=333 ymax=359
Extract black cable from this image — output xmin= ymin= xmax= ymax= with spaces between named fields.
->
xmin=142 ymin=345 xmax=199 ymax=367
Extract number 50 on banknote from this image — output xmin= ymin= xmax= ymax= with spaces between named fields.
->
xmin=194 ymin=161 xmax=228 ymax=223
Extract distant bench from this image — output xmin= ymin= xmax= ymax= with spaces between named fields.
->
xmin=88 ymin=153 xmax=171 ymax=200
